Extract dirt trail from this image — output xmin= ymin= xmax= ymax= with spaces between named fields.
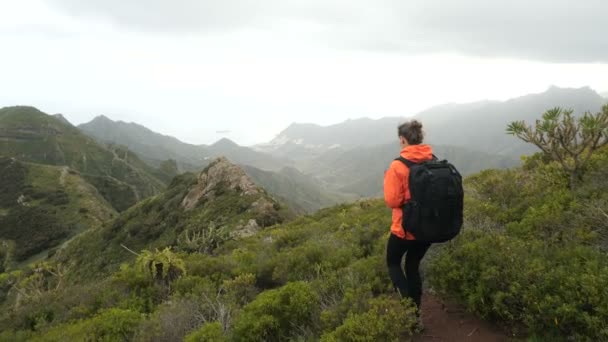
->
xmin=59 ymin=166 xmax=68 ymax=186
xmin=413 ymin=295 xmax=515 ymax=342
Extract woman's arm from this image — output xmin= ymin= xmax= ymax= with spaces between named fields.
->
xmin=384 ymin=161 xmax=405 ymax=208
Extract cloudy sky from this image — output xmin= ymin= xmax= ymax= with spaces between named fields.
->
xmin=1 ymin=0 xmax=607 ymax=145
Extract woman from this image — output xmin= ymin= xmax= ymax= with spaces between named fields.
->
xmin=383 ymin=120 xmax=433 ymax=311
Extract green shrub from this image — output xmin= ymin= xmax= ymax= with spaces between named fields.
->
xmin=185 ymin=322 xmax=226 ymax=342
xmin=320 ymin=295 xmax=417 ymax=342
xmin=428 ymin=230 xmax=608 ymax=340
xmin=231 ymin=281 xmax=319 ymax=342
xmin=31 ymin=308 xmax=142 ymax=342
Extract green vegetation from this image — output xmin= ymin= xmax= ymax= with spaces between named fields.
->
xmin=1 ymin=105 xmax=607 ymax=341
xmin=0 ymin=106 xmax=167 ymax=211
xmin=0 ymin=195 xmax=420 ymax=341
xmin=428 ymin=145 xmax=608 ymax=340
xmin=0 ymin=157 xmax=116 ymax=263
xmin=50 ymin=159 xmax=293 ymax=282
xmin=508 ymin=105 xmax=608 ymax=188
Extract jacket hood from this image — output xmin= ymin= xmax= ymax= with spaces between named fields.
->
xmin=400 ymin=144 xmax=433 ymax=163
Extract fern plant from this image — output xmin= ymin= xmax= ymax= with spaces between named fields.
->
xmin=136 ymin=248 xmax=186 ymax=287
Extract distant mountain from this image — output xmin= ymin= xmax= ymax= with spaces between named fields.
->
xmin=79 ymin=115 xmax=207 ymax=169
xmin=79 ymin=116 xmax=290 ymax=171
xmin=79 ymin=116 xmax=355 ymax=212
xmin=416 ymin=86 xmax=607 ymax=156
xmin=300 ymin=143 xmax=519 ymax=197
xmin=242 ymin=165 xmax=358 ymax=214
xmin=55 ymin=157 xmax=293 ymax=280
xmin=255 ymin=117 xmax=403 ymax=157
xmin=0 ymin=106 xmax=166 ymax=211
xmin=259 ymin=87 xmax=607 ymax=159
xmin=0 ymin=157 xmax=116 ymax=264
xmin=601 ymin=91 xmax=608 ymax=98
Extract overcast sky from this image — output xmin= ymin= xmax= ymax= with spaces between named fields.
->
xmin=1 ymin=0 xmax=607 ymax=145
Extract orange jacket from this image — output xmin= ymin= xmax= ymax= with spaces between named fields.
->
xmin=384 ymin=144 xmax=434 ymax=240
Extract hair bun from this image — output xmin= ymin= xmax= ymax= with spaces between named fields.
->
xmin=397 ymin=120 xmax=424 ymax=145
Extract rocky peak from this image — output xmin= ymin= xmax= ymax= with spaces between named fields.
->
xmin=181 ymin=156 xmax=262 ymax=210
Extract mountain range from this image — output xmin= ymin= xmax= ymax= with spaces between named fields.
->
xmin=71 ymin=86 xmax=608 ymax=202
xmin=4 ymin=85 xmax=603 ymax=277
xmin=259 ymin=86 xmax=606 ymax=157
xmin=78 ymin=115 xmax=289 ymax=172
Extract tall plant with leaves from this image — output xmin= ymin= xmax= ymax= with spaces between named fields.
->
xmin=136 ymin=248 xmax=186 ymax=288
xmin=507 ymin=105 xmax=608 ymax=188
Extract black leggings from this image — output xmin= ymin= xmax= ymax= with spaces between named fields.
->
xmin=386 ymin=234 xmax=431 ymax=308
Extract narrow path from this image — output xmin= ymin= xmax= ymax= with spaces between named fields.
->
xmin=59 ymin=166 xmax=68 ymax=186
xmin=413 ymin=295 xmax=515 ymax=342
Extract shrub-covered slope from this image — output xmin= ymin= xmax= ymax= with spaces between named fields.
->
xmin=0 ymin=106 xmax=166 ymax=211
xmin=0 ymin=157 xmax=116 ymax=265
xmin=1 ymin=146 xmax=607 ymax=341
xmin=428 ymin=146 xmax=608 ymax=340
xmin=52 ymin=157 xmax=293 ymax=281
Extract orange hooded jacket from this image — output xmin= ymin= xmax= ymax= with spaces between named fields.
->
xmin=383 ymin=144 xmax=434 ymax=240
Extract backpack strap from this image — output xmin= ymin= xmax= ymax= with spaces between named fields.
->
xmin=395 ymin=154 xmax=438 ymax=167
xmin=394 ymin=156 xmax=416 ymax=168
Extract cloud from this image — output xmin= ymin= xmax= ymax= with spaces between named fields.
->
xmin=45 ymin=0 xmax=608 ymax=63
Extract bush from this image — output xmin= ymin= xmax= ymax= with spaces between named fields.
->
xmin=185 ymin=322 xmax=226 ymax=342
xmin=428 ymin=230 xmax=608 ymax=340
xmin=320 ymin=295 xmax=418 ymax=342
xmin=136 ymin=298 xmax=204 ymax=342
xmin=30 ymin=308 xmax=142 ymax=342
xmin=231 ymin=281 xmax=319 ymax=342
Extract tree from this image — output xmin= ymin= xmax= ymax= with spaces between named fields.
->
xmin=507 ymin=105 xmax=608 ymax=188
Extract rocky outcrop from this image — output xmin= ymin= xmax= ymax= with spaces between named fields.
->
xmin=181 ymin=157 xmax=262 ymax=210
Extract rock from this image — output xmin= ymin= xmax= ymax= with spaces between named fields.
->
xmin=233 ymin=219 xmax=261 ymax=238
xmin=181 ymin=157 xmax=261 ymax=210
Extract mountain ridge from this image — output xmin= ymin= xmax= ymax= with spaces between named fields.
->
xmin=79 ymin=116 xmax=289 ymax=171
xmin=259 ymin=86 xmax=606 ymax=158
xmin=0 ymin=106 xmax=167 ymax=211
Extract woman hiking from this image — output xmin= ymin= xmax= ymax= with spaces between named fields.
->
xmin=383 ymin=120 xmax=433 ymax=317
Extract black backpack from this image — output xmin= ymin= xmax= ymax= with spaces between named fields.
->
xmin=395 ymin=155 xmax=464 ymax=243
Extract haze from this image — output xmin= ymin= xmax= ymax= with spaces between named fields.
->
xmin=1 ymin=0 xmax=607 ymax=145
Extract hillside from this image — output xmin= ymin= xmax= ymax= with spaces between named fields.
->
xmin=0 ymin=157 xmax=116 ymax=265
xmin=242 ymin=165 xmax=358 ymax=213
xmin=51 ymin=157 xmax=293 ymax=281
xmin=79 ymin=116 xmax=290 ymax=171
xmin=0 ymin=106 xmax=167 ymax=211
